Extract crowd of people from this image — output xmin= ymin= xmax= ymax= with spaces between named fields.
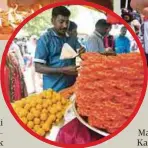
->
xmin=6 ymin=5 xmax=146 ymax=101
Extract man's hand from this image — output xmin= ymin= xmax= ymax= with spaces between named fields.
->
xmin=77 ymin=47 xmax=85 ymax=56
xmin=131 ymin=0 xmax=148 ymax=16
xmin=61 ymin=66 xmax=79 ymax=75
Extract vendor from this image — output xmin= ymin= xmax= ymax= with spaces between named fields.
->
xmin=115 ymin=26 xmax=131 ymax=54
xmin=34 ymin=6 xmax=81 ymax=92
xmin=85 ymin=19 xmax=112 ymax=52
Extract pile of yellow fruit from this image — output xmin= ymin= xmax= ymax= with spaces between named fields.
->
xmin=11 ymin=89 xmax=71 ymax=137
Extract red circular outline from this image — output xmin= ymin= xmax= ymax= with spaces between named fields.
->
xmin=0 ymin=1 xmax=148 ymax=147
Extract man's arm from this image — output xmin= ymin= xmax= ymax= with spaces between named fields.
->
xmin=35 ymin=62 xmax=78 ymax=76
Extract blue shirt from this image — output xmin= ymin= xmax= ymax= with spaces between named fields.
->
xmin=115 ymin=36 xmax=130 ymax=54
xmin=34 ymin=28 xmax=81 ymax=92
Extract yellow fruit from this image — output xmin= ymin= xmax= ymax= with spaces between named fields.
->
xmin=18 ymin=109 xmax=27 ymax=118
xmin=33 ymin=110 xmax=40 ymax=118
xmin=56 ymin=112 xmax=63 ymax=120
xmin=40 ymin=121 xmax=44 ymax=127
xmin=34 ymin=125 xmax=40 ymax=132
xmin=15 ymin=107 xmax=22 ymax=114
xmin=30 ymin=101 xmax=37 ymax=107
xmin=36 ymin=99 xmax=43 ymax=104
xmin=51 ymin=98 xmax=57 ymax=104
xmin=52 ymin=104 xmax=57 ymax=108
xmin=24 ymin=104 xmax=31 ymax=111
xmin=12 ymin=103 xmax=17 ymax=110
xmin=46 ymin=100 xmax=52 ymax=106
xmin=42 ymin=123 xmax=51 ymax=132
xmin=15 ymin=100 xmax=22 ymax=106
xmin=36 ymin=104 xmax=42 ymax=111
xmin=61 ymin=98 xmax=67 ymax=105
xmin=30 ymin=107 xmax=36 ymax=113
xmin=46 ymin=89 xmax=53 ymax=98
xmin=55 ymin=118 xmax=60 ymax=124
xmin=36 ymin=128 xmax=45 ymax=136
xmin=38 ymin=94 xmax=44 ymax=99
xmin=40 ymin=113 xmax=48 ymax=121
xmin=27 ymin=121 xmax=34 ymax=129
xmin=34 ymin=118 xmax=40 ymax=125
xmin=56 ymin=103 xmax=62 ymax=112
xmin=56 ymin=94 xmax=61 ymax=101
xmin=49 ymin=107 xmax=57 ymax=114
xmin=42 ymin=102 xmax=48 ymax=109
xmin=27 ymin=113 xmax=34 ymax=121
xmin=21 ymin=117 xmax=28 ymax=124
xmin=49 ymin=114 xmax=56 ymax=122
xmin=42 ymin=109 xmax=48 ymax=114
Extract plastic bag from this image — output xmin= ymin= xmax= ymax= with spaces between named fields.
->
xmin=60 ymin=43 xmax=78 ymax=60
xmin=56 ymin=118 xmax=104 ymax=144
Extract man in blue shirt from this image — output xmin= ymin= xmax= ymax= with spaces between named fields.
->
xmin=34 ymin=6 xmax=81 ymax=92
xmin=115 ymin=26 xmax=131 ymax=54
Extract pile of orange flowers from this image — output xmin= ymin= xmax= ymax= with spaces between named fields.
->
xmin=75 ymin=52 xmax=144 ymax=133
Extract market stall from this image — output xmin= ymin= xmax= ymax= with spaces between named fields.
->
xmin=10 ymin=50 xmax=144 ymax=144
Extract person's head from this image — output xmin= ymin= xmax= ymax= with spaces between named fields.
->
xmin=120 ymin=26 xmax=127 ymax=36
xmin=30 ymin=35 xmax=38 ymax=44
xmin=14 ymin=38 xmax=18 ymax=43
xmin=67 ymin=21 xmax=78 ymax=37
xmin=52 ymin=6 xmax=71 ymax=36
xmin=95 ymin=19 xmax=112 ymax=36
xmin=22 ymin=37 xmax=27 ymax=42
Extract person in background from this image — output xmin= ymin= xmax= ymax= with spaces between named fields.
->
xmin=144 ymin=17 xmax=148 ymax=65
xmin=67 ymin=21 xmax=85 ymax=54
xmin=34 ymin=6 xmax=82 ymax=92
xmin=115 ymin=26 xmax=131 ymax=54
xmin=130 ymin=0 xmax=148 ymax=64
xmin=85 ymin=19 xmax=112 ymax=52
xmin=103 ymin=24 xmax=115 ymax=51
xmin=9 ymin=39 xmax=25 ymax=72
xmin=27 ymin=35 xmax=38 ymax=58
xmin=67 ymin=21 xmax=78 ymax=37
xmin=130 ymin=0 xmax=148 ymax=17
xmin=121 ymin=8 xmax=133 ymax=24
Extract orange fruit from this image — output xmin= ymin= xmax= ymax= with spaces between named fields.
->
xmin=36 ymin=128 xmax=45 ymax=136
xmin=40 ymin=113 xmax=48 ymax=121
xmin=27 ymin=113 xmax=34 ymax=121
xmin=34 ymin=125 xmax=40 ymax=132
xmin=42 ymin=109 xmax=48 ymax=114
xmin=33 ymin=110 xmax=40 ymax=118
xmin=27 ymin=121 xmax=34 ymax=129
xmin=42 ymin=123 xmax=51 ymax=132
xmin=34 ymin=118 xmax=40 ymax=125
xmin=24 ymin=104 xmax=31 ymax=111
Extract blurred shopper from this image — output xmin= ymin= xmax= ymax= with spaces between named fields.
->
xmin=115 ymin=26 xmax=131 ymax=54
xmin=27 ymin=35 xmax=38 ymax=58
xmin=144 ymin=18 xmax=148 ymax=64
xmin=85 ymin=19 xmax=112 ymax=52
xmin=131 ymin=0 xmax=148 ymax=17
xmin=67 ymin=21 xmax=78 ymax=37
